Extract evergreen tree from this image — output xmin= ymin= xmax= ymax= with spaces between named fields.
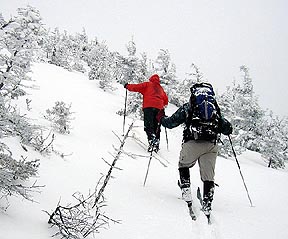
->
xmin=174 ymin=63 xmax=205 ymax=106
xmin=118 ymin=40 xmax=147 ymax=117
xmin=87 ymin=40 xmax=115 ymax=91
xmin=45 ymin=101 xmax=74 ymax=134
xmin=233 ymin=66 xmax=264 ymax=151
xmin=258 ymin=112 xmax=287 ymax=168
xmin=70 ymin=29 xmax=89 ymax=73
xmin=0 ymin=6 xmax=47 ymax=206
xmin=121 ymin=39 xmax=144 ymax=84
xmin=47 ymin=28 xmax=72 ymax=70
xmin=217 ymin=66 xmax=264 ymax=157
xmin=154 ymin=49 xmax=178 ymax=105
xmin=154 ymin=49 xmax=177 ymax=85
xmin=0 ymin=5 xmax=43 ymax=98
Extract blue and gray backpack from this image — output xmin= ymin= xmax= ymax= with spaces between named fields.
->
xmin=188 ymin=82 xmax=220 ymax=141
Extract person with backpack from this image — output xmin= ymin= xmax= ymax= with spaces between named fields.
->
xmin=156 ymin=82 xmax=232 ymax=218
xmin=124 ymin=74 xmax=168 ymax=152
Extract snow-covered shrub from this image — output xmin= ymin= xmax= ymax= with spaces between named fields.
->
xmin=0 ymin=142 xmax=40 ymax=210
xmin=0 ymin=101 xmax=54 ymax=154
xmin=45 ymin=101 xmax=74 ymax=134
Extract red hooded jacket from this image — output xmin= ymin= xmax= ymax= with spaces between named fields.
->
xmin=126 ymin=74 xmax=168 ymax=110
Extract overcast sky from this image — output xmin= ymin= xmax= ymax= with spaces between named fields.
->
xmin=2 ymin=0 xmax=288 ymax=116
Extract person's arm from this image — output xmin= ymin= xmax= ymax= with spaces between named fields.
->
xmin=126 ymin=82 xmax=147 ymax=94
xmin=160 ymin=103 xmax=190 ymax=129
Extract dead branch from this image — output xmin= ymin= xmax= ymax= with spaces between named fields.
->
xmin=46 ymin=121 xmax=134 ymax=238
xmin=93 ymin=121 xmax=134 ymax=206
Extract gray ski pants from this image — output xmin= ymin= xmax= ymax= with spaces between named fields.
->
xmin=178 ymin=140 xmax=218 ymax=181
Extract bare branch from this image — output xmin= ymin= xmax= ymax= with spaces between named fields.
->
xmin=46 ymin=121 xmax=134 ymax=238
xmin=93 ymin=121 xmax=134 ymax=206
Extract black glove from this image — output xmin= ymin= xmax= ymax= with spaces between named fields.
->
xmin=156 ymin=109 xmax=166 ymax=123
xmin=219 ymin=117 xmax=233 ymax=135
xmin=124 ymin=83 xmax=128 ymax=89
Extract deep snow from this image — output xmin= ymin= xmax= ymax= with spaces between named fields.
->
xmin=0 ymin=63 xmax=288 ymax=239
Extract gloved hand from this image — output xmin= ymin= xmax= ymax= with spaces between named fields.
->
xmin=219 ymin=117 xmax=233 ymax=135
xmin=156 ymin=109 xmax=166 ymax=123
xmin=124 ymin=83 xmax=128 ymax=88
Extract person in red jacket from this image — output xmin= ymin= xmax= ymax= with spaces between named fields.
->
xmin=124 ymin=74 xmax=168 ymax=152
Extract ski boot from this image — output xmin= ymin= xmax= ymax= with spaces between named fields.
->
xmin=148 ymin=135 xmax=160 ymax=153
xmin=202 ymin=181 xmax=215 ymax=223
xmin=178 ymin=167 xmax=191 ymax=202
xmin=153 ymin=138 xmax=160 ymax=153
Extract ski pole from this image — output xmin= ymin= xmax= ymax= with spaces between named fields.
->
xmin=228 ymin=135 xmax=254 ymax=207
xmin=123 ymin=88 xmax=128 ymax=135
xmin=143 ymin=151 xmax=153 ymax=187
xmin=165 ymin=127 xmax=169 ymax=150
xmin=143 ymin=123 xmax=161 ymax=187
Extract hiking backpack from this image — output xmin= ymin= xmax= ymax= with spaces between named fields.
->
xmin=187 ymin=82 xmax=220 ymax=141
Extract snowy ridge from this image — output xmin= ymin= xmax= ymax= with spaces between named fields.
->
xmin=0 ymin=63 xmax=288 ymax=239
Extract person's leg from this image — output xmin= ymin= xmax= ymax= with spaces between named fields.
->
xmin=144 ymin=108 xmax=161 ymax=152
xmin=178 ymin=167 xmax=192 ymax=202
xmin=179 ymin=141 xmax=203 ymax=168
xmin=202 ymin=181 xmax=215 ymax=215
xmin=178 ymin=141 xmax=201 ymax=203
xmin=151 ymin=108 xmax=161 ymax=140
xmin=198 ymin=143 xmax=218 ymax=214
xmin=143 ymin=108 xmax=155 ymax=143
xmin=151 ymin=108 xmax=161 ymax=151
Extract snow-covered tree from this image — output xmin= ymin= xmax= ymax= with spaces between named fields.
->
xmin=234 ymin=66 xmax=264 ymax=150
xmin=0 ymin=5 xmax=43 ymax=98
xmin=45 ymin=101 xmax=74 ymax=134
xmin=46 ymin=28 xmax=72 ymax=70
xmin=0 ymin=97 xmax=45 ymax=209
xmin=0 ymin=7 xmax=46 ymax=207
xmin=41 ymin=27 xmax=88 ymax=72
xmin=172 ymin=63 xmax=205 ymax=107
xmin=138 ymin=52 xmax=153 ymax=81
xmin=154 ymin=49 xmax=177 ymax=85
xmin=116 ymin=40 xmax=148 ymax=118
xmin=154 ymin=49 xmax=178 ymax=105
xmin=120 ymin=39 xmax=146 ymax=84
xmin=69 ymin=29 xmax=89 ymax=73
xmin=0 ymin=141 xmax=40 ymax=209
xmin=87 ymin=40 xmax=115 ymax=91
xmin=185 ymin=63 xmax=204 ymax=84
xmin=256 ymin=112 xmax=288 ymax=169
xmin=218 ymin=66 xmax=264 ymax=151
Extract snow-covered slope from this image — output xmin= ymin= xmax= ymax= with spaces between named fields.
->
xmin=0 ymin=63 xmax=288 ymax=239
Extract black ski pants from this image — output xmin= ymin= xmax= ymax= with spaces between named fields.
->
xmin=143 ymin=107 xmax=161 ymax=142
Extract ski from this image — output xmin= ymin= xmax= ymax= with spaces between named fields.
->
xmin=197 ymin=187 xmax=211 ymax=224
xmin=177 ymin=181 xmax=197 ymax=221
xmin=130 ymin=133 xmax=168 ymax=167
xmin=187 ymin=201 xmax=197 ymax=220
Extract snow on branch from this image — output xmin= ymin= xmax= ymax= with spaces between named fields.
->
xmin=46 ymin=121 xmax=134 ymax=238
xmin=45 ymin=189 xmax=120 ymax=239
xmin=0 ymin=142 xmax=43 ymax=210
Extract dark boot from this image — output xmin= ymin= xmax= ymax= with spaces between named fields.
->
xmin=153 ymin=138 xmax=160 ymax=153
xmin=178 ymin=168 xmax=192 ymax=202
xmin=202 ymin=181 xmax=215 ymax=215
xmin=147 ymin=134 xmax=156 ymax=152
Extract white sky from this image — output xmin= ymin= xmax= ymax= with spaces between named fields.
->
xmin=1 ymin=0 xmax=288 ymax=116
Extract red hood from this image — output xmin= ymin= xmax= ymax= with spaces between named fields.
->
xmin=149 ymin=74 xmax=160 ymax=83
